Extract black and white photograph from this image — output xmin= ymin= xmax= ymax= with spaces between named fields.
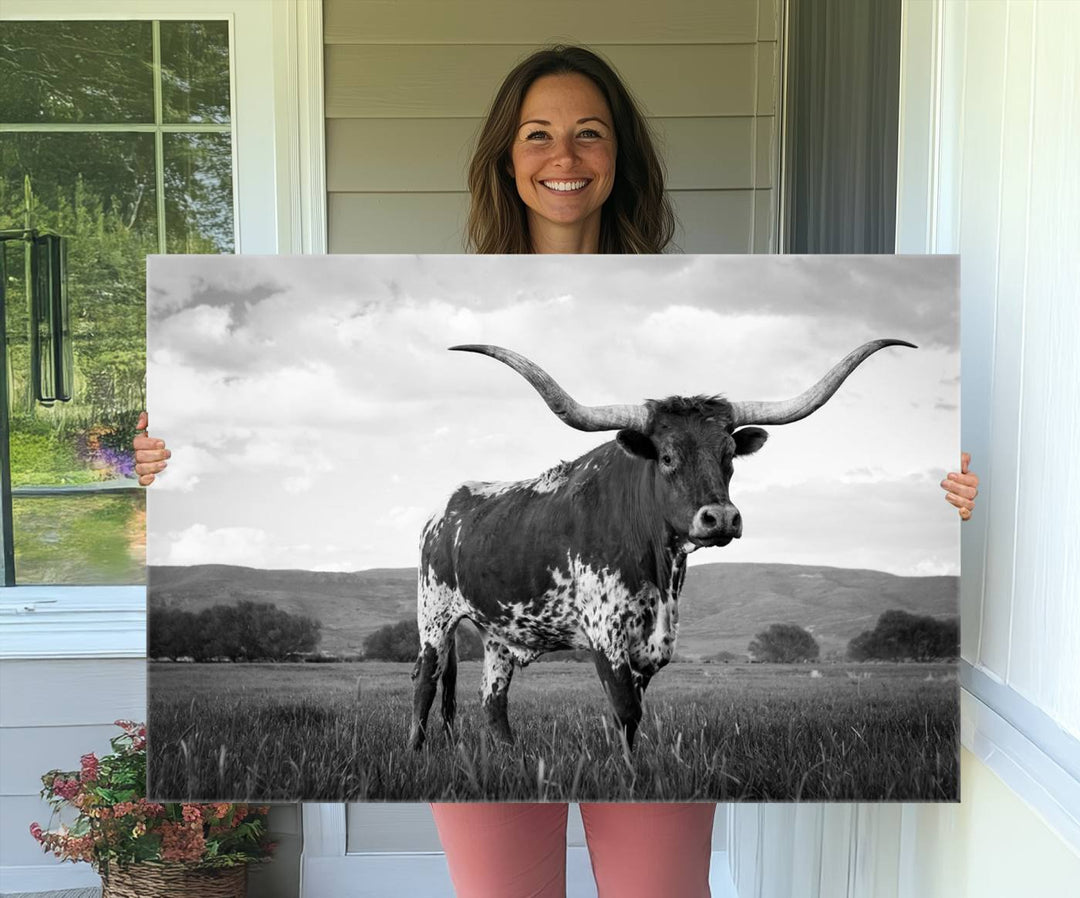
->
xmin=146 ymin=253 xmax=960 ymax=803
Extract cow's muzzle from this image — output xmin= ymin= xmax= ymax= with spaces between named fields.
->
xmin=689 ymin=504 xmax=742 ymax=546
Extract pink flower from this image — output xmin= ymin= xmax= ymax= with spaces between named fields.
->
xmin=52 ymin=778 xmax=80 ymax=801
xmin=181 ymin=805 xmax=202 ymax=824
xmin=160 ymin=821 xmax=206 ymax=863
xmin=80 ymin=753 xmax=99 ymax=782
xmin=30 ymin=822 xmax=43 ymax=842
xmin=136 ymin=798 xmax=166 ymax=818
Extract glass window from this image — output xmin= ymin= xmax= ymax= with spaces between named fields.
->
xmin=0 ymin=19 xmax=234 ymax=585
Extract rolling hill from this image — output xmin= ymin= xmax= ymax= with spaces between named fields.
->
xmin=148 ymin=562 xmax=957 ymax=660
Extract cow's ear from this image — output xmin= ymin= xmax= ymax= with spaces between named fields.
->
xmin=733 ymin=427 xmax=768 ymax=456
xmin=616 ymin=429 xmax=658 ymax=460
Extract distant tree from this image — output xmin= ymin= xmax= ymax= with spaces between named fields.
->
xmin=454 ymin=620 xmax=485 ymax=661
xmin=363 ymin=619 xmax=420 ymax=662
xmin=847 ymin=610 xmax=958 ymax=661
xmin=748 ymin=624 xmax=820 ymax=663
xmin=148 ymin=601 xmax=320 ymax=661
xmin=704 ymin=650 xmax=744 ymax=664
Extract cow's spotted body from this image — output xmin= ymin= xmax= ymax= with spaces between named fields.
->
xmin=406 ymin=340 xmax=913 ymax=752
xmin=409 ymin=434 xmax=725 ymax=751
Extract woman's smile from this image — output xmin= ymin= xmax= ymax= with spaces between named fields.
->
xmin=509 ymin=72 xmax=617 ymax=249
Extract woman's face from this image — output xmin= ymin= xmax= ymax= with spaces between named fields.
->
xmin=509 ymin=73 xmax=617 ymax=239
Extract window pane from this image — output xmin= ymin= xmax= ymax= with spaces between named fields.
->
xmin=164 ymin=132 xmax=235 ymax=252
xmin=12 ymin=493 xmax=146 ymax=585
xmin=160 ymin=20 xmax=232 ymax=124
xmin=2 ymin=132 xmax=153 ymax=586
xmin=0 ymin=21 xmax=154 ymax=124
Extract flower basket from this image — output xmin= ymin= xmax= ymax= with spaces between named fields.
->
xmin=101 ymin=861 xmax=247 ymax=898
xmin=30 ymin=721 xmax=274 ymax=890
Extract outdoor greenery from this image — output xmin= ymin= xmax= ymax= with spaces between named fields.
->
xmin=847 ymin=609 xmax=959 ymax=661
xmin=148 ymin=661 xmax=959 ymax=801
xmin=31 ymin=720 xmax=274 ymax=872
xmin=363 ymin=617 xmax=485 ymax=662
xmin=748 ymin=623 xmax=821 ymax=663
xmin=1 ymin=20 xmax=233 ymax=583
xmin=149 ymin=601 xmax=321 ymax=662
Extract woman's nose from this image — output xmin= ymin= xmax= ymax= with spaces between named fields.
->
xmin=549 ymin=134 xmax=579 ymax=165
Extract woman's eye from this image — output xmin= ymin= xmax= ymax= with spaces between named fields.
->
xmin=578 ymin=129 xmax=602 ymax=138
xmin=525 ymin=130 xmax=550 ymax=140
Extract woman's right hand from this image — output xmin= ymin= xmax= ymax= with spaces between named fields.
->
xmin=133 ymin=411 xmax=170 ymax=486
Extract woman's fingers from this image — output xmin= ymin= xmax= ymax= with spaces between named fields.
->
xmin=133 ymin=410 xmax=169 ymax=485
xmin=133 ymin=446 xmax=171 ymax=463
xmin=941 ymin=473 xmax=978 ymax=500
xmin=943 ymin=488 xmax=975 ymax=511
xmin=942 ymin=453 xmax=979 ymax=521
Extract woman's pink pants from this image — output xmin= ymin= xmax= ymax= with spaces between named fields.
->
xmin=430 ymin=802 xmax=716 ymax=898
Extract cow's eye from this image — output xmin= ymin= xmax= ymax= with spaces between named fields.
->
xmin=661 ymin=454 xmax=674 ymax=466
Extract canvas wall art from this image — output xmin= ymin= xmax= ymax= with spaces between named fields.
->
xmin=146 ymin=253 xmax=960 ymax=802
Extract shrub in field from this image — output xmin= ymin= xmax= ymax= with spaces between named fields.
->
xmin=362 ymin=618 xmax=484 ymax=661
xmin=748 ymin=623 xmax=820 ymax=663
xmin=148 ymin=601 xmax=320 ymax=661
xmin=847 ymin=610 xmax=959 ymax=661
xmin=363 ymin=619 xmax=420 ymax=661
xmin=704 ymin=650 xmax=746 ymax=664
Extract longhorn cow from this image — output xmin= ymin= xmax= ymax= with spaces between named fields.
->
xmin=408 ymin=339 xmax=914 ymax=750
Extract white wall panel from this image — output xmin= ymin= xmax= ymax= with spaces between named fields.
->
xmin=981 ymin=0 xmax=1035 ymax=686
xmin=1005 ymin=1 xmax=1080 ymax=730
xmin=956 ymin=0 xmax=1010 ymax=677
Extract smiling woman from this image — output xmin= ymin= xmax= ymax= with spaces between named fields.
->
xmin=509 ymin=73 xmax=617 ymax=251
xmin=466 ymin=45 xmax=674 ymax=254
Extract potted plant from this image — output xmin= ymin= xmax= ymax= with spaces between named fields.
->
xmin=30 ymin=720 xmax=274 ymax=897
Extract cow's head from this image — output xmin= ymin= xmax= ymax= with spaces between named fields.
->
xmin=450 ymin=339 xmax=915 ymax=548
xmin=614 ymin=396 xmax=766 ymax=547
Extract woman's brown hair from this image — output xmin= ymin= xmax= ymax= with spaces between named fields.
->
xmin=466 ymin=45 xmax=676 ymax=254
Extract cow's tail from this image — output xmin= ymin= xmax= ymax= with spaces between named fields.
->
xmin=439 ymin=626 xmax=459 ymax=735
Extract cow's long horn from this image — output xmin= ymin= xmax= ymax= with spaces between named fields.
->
xmin=729 ymin=339 xmax=917 ymax=427
xmin=451 ymin=345 xmax=652 ymax=432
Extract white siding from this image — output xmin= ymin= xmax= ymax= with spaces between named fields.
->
xmin=324 ymin=0 xmax=782 ymax=254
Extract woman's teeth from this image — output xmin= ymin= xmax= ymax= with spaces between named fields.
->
xmin=542 ymin=180 xmax=588 ymax=191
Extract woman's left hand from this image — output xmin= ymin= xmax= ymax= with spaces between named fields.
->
xmin=941 ymin=452 xmax=979 ymax=521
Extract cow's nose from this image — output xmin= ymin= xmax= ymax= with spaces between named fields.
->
xmin=691 ymin=504 xmax=742 ymax=541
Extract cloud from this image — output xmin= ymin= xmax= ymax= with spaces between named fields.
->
xmin=148 ymin=255 xmax=959 ymax=573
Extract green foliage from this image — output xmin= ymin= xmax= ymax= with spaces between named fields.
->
xmin=847 ymin=610 xmax=959 ymax=661
xmin=31 ymin=721 xmax=274 ymax=872
xmin=13 ymin=492 xmax=145 ymax=585
xmin=1 ymin=22 xmax=234 ymax=585
xmin=748 ymin=623 xmax=820 ymax=663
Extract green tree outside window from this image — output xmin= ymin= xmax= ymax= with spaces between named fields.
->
xmin=0 ymin=20 xmax=234 ymax=584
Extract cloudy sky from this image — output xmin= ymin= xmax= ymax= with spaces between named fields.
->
xmin=146 ymin=254 xmax=960 ymax=576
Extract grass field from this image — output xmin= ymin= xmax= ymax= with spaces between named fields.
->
xmin=148 ymin=660 xmax=958 ymax=803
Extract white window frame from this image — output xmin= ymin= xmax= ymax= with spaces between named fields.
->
xmin=0 ymin=0 xmax=326 ymax=659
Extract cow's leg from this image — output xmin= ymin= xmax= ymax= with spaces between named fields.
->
xmin=631 ymin=669 xmax=652 ymax=705
xmin=479 ymin=639 xmax=516 ymax=745
xmin=409 ymin=590 xmax=458 ymax=750
xmin=593 ymin=651 xmax=643 ymax=750
xmin=439 ymin=630 xmax=458 ymax=738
